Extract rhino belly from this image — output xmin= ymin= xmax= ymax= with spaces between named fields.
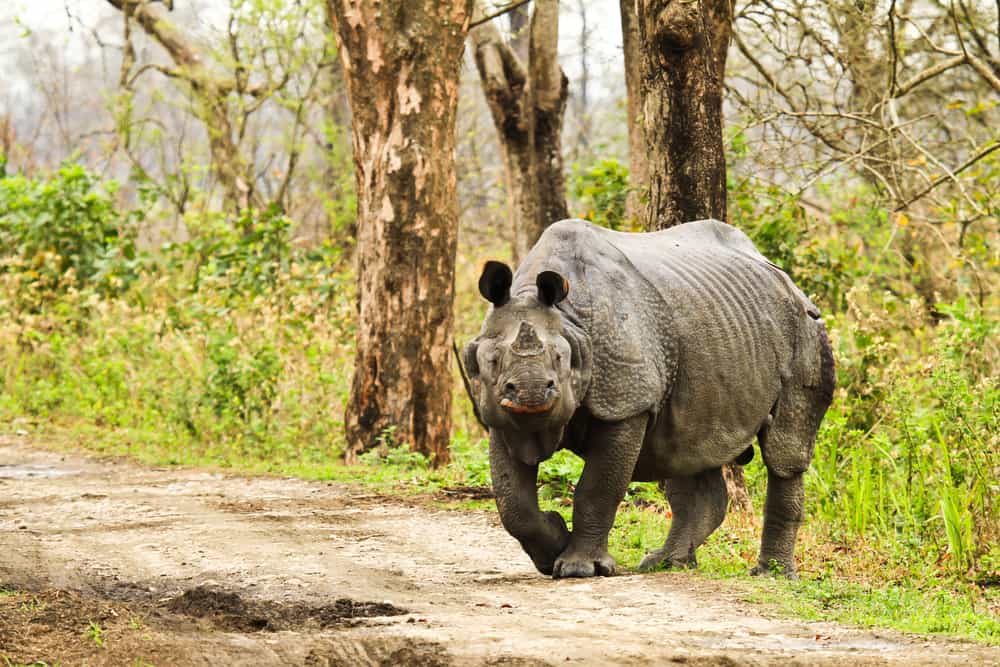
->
xmin=631 ymin=361 xmax=780 ymax=482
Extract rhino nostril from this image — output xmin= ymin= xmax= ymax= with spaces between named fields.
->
xmin=546 ymin=381 xmax=555 ymax=390
xmin=504 ymin=382 xmax=517 ymax=395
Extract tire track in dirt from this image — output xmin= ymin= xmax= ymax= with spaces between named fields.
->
xmin=0 ymin=437 xmax=996 ymax=666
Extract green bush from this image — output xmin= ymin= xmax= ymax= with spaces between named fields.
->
xmin=801 ymin=292 xmax=998 ymax=576
xmin=0 ymin=163 xmax=142 ymax=300
xmin=570 ymin=158 xmax=635 ymax=231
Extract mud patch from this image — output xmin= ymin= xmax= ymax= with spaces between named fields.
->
xmin=0 ymin=588 xmax=165 ymax=667
xmin=164 ymin=585 xmax=408 ymax=632
xmin=0 ymin=463 xmax=74 ymax=479
xmin=303 ymin=637 xmax=455 ymax=667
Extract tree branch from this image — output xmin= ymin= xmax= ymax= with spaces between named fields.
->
xmin=894 ymin=138 xmax=1000 ymax=211
xmin=469 ymin=0 xmax=533 ymax=29
xmin=893 ymin=54 xmax=966 ymax=97
xmin=528 ymin=0 xmax=562 ymax=112
xmin=470 ymin=4 xmax=526 ymax=115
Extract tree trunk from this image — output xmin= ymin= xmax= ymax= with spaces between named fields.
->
xmin=327 ymin=0 xmax=472 ymax=466
xmin=620 ymin=0 xmax=646 ymax=223
xmin=632 ymin=0 xmax=731 ymax=228
xmin=625 ymin=0 xmax=751 ymax=512
xmin=470 ymin=0 xmax=569 ymax=264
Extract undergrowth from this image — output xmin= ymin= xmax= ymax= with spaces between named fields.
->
xmin=1 ymin=162 xmax=997 ymax=645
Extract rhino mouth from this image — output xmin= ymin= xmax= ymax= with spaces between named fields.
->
xmin=499 ymin=396 xmax=557 ymax=415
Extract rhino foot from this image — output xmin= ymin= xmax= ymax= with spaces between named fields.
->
xmin=750 ymin=559 xmax=798 ymax=579
xmin=637 ymin=546 xmax=697 ymax=572
xmin=552 ymin=548 xmax=617 ymax=579
xmin=523 ymin=511 xmax=572 ymax=576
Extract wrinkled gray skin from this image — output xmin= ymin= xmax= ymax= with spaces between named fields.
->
xmin=463 ymin=219 xmax=835 ymax=579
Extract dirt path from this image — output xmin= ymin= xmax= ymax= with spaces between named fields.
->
xmin=0 ymin=437 xmax=996 ymax=666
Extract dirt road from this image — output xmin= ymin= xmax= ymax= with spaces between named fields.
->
xmin=1 ymin=437 xmax=996 ymax=666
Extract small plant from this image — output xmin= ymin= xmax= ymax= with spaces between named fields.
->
xmin=86 ymin=621 xmax=105 ymax=648
xmin=18 ymin=597 xmax=45 ymax=615
xmin=359 ymin=439 xmax=430 ymax=470
xmin=203 ymin=329 xmax=282 ymax=430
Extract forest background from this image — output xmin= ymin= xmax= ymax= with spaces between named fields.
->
xmin=0 ymin=0 xmax=997 ymax=644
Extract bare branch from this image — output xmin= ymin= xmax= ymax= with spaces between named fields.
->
xmin=893 ymin=54 xmax=966 ymax=97
xmin=966 ymin=51 xmax=1000 ymax=94
xmin=469 ymin=0 xmax=533 ymax=29
xmin=895 ymin=138 xmax=1000 ymax=210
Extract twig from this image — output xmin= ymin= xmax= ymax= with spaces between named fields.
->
xmin=894 ymin=139 xmax=1000 ymax=211
xmin=453 ymin=342 xmax=486 ymax=431
xmin=470 ymin=0 xmax=533 ymax=29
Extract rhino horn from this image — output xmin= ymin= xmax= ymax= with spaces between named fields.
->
xmin=511 ymin=321 xmax=544 ymax=356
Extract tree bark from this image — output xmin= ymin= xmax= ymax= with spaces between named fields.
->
xmin=470 ymin=0 xmax=569 ymax=264
xmin=620 ymin=0 xmax=647 ymax=223
xmin=327 ymin=0 xmax=472 ymax=466
xmin=624 ymin=0 xmax=751 ymax=512
xmin=631 ymin=0 xmax=731 ymax=228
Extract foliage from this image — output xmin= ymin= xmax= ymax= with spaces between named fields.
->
xmin=164 ymin=205 xmax=297 ymax=296
xmin=0 ymin=169 xmax=355 ymax=464
xmin=569 ymin=158 xmax=636 ymax=231
xmin=0 ymin=163 xmax=143 ymax=302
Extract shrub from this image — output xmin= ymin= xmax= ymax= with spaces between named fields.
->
xmin=0 ymin=163 xmax=142 ymax=300
xmin=570 ymin=158 xmax=635 ymax=231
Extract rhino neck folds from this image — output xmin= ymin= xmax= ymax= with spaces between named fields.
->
xmin=497 ymin=426 xmax=566 ymax=466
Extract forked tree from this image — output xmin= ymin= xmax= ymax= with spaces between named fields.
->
xmin=470 ymin=0 xmax=569 ymax=263
xmin=327 ymin=0 xmax=474 ymax=465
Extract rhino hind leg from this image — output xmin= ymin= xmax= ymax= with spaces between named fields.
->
xmin=752 ymin=469 xmax=804 ymax=578
xmin=753 ymin=373 xmax=829 ymax=578
xmin=638 ymin=468 xmax=728 ymax=571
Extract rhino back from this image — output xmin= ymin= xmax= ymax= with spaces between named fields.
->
xmin=513 ymin=219 xmax=818 ymax=444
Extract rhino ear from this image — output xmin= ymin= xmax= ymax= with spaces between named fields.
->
xmin=536 ymin=271 xmax=569 ymax=307
xmin=479 ymin=261 xmax=512 ymax=306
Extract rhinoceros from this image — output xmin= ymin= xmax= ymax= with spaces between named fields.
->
xmin=460 ymin=219 xmax=835 ymax=579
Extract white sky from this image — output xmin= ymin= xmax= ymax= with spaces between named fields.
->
xmin=1 ymin=0 xmax=624 ymax=82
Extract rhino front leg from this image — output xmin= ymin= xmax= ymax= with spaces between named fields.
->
xmin=490 ymin=433 xmax=571 ymax=575
xmin=553 ymin=415 xmax=648 ymax=579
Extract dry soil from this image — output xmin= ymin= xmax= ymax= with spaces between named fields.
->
xmin=1 ymin=436 xmax=997 ymax=666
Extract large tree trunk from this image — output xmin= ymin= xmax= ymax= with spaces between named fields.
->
xmin=632 ymin=0 xmax=731 ymax=228
xmin=624 ymin=0 xmax=751 ymax=512
xmin=327 ymin=0 xmax=472 ymax=466
xmin=470 ymin=0 xmax=569 ymax=264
